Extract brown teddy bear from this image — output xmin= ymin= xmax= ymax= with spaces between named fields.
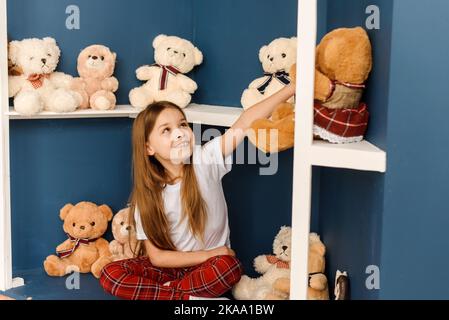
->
xmin=71 ymin=45 xmax=118 ymax=110
xmin=109 ymin=208 xmax=140 ymax=261
xmin=248 ymin=27 xmax=373 ymax=152
xmin=43 ymin=202 xmax=113 ymax=279
xmin=267 ymin=233 xmax=329 ymax=300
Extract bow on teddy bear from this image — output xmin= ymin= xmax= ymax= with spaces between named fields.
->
xmin=248 ymin=27 xmax=373 ymax=153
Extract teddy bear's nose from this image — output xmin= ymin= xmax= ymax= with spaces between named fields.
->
xmin=79 ymin=225 xmax=85 ymax=230
xmin=41 ymin=58 xmax=47 ymax=64
xmin=174 ymin=50 xmax=179 ymax=54
xmin=269 ymin=57 xmax=274 ymax=62
xmin=92 ymin=56 xmax=98 ymax=60
xmin=282 ymin=246 xmax=288 ymax=251
xmin=126 ymin=226 xmax=131 ymax=231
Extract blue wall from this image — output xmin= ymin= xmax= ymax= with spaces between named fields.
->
xmin=380 ymin=0 xmax=449 ymax=299
xmin=7 ymin=0 xmax=308 ymax=278
xmin=317 ymin=0 xmax=393 ymax=300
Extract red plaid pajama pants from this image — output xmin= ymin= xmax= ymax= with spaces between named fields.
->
xmin=99 ymin=255 xmax=243 ymax=300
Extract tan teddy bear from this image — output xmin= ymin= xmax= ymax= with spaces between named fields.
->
xmin=72 ymin=45 xmax=119 ymax=110
xmin=43 ymin=202 xmax=113 ymax=279
xmin=269 ymin=233 xmax=329 ymax=300
xmin=109 ymin=208 xmax=140 ymax=261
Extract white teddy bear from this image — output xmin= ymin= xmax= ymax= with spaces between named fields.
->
xmin=8 ymin=37 xmax=83 ymax=116
xmin=109 ymin=208 xmax=140 ymax=262
xmin=232 ymin=226 xmax=292 ymax=300
xmin=241 ymin=37 xmax=297 ymax=110
xmin=129 ymin=34 xmax=203 ymax=109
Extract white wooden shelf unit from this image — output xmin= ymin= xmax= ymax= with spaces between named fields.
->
xmin=0 ymin=0 xmax=386 ymax=299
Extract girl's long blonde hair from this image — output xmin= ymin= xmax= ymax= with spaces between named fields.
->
xmin=129 ymin=101 xmax=207 ymax=251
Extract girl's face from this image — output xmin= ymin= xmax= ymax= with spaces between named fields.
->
xmin=146 ymin=108 xmax=194 ymax=165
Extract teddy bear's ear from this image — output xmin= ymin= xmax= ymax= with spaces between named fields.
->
xmin=259 ymin=45 xmax=268 ymax=63
xmin=193 ymin=47 xmax=203 ymax=66
xmin=60 ymin=203 xmax=74 ymax=221
xmin=43 ymin=37 xmax=57 ymax=46
xmin=99 ymin=204 xmax=114 ymax=222
xmin=112 ymin=52 xmax=117 ymax=61
xmin=153 ymin=34 xmax=168 ymax=49
xmin=8 ymin=41 xmax=20 ymax=65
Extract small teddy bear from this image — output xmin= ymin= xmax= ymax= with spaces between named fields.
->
xmin=72 ymin=45 xmax=119 ymax=110
xmin=313 ymin=27 xmax=372 ymax=144
xmin=109 ymin=208 xmax=140 ymax=261
xmin=129 ymin=34 xmax=203 ymax=109
xmin=270 ymin=233 xmax=329 ymax=300
xmin=232 ymin=226 xmax=292 ymax=300
xmin=8 ymin=37 xmax=83 ymax=115
xmin=43 ymin=202 xmax=113 ymax=279
xmin=241 ymin=37 xmax=297 ymax=110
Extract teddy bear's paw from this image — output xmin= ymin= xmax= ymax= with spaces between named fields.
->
xmin=232 ymin=275 xmax=253 ymax=300
xmin=43 ymin=256 xmax=67 ymax=277
xmin=46 ymin=89 xmax=78 ymax=113
xmin=136 ymin=66 xmax=153 ymax=81
xmin=129 ymin=87 xmax=152 ymax=109
xmin=241 ymin=88 xmax=264 ymax=110
xmin=14 ymin=91 xmax=44 ymax=116
xmin=165 ymin=91 xmax=191 ymax=108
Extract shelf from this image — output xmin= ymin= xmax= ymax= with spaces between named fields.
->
xmin=7 ymin=103 xmax=243 ymax=128
xmin=310 ymin=139 xmax=387 ymax=172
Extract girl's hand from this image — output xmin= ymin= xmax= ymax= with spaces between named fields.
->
xmin=206 ymin=246 xmax=236 ymax=259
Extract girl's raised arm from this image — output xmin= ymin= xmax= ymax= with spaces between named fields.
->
xmin=221 ymin=84 xmax=296 ymax=158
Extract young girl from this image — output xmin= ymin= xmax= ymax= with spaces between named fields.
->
xmin=99 ymin=84 xmax=296 ymax=300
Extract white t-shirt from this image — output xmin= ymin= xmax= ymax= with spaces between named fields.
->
xmin=134 ymin=136 xmax=233 ymax=251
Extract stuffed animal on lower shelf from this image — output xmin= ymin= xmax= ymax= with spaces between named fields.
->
xmin=334 ymin=270 xmax=350 ymax=300
xmin=8 ymin=37 xmax=83 ymax=116
xmin=247 ymin=64 xmax=296 ymax=153
xmin=129 ymin=34 xmax=203 ymax=109
xmin=232 ymin=226 xmax=292 ymax=300
xmin=109 ymin=208 xmax=140 ymax=261
xmin=43 ymin=202 xmax=113 ymax=279
xmin=271 ymin=233 xmax=329 ymax=300
xmin=71 ymin=44 xmax=119 ymax=110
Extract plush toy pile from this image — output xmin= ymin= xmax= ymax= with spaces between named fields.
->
xmin=129 ymin=34 xmax=203 ymax=109
xmin=8 ymin=37 xmax=84 ymax=116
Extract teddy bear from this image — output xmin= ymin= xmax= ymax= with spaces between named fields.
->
xmin=247 ymin=64 xmax=296 ymax=154
xmin=129 ymin=34 xmax=203 ymax=109
xmin=313 ymin=27 xmax=372 ymax=144
xmin=269 ymin=233 xmax=329 ymax=300
xmin=43 ymin=201 xmax=113 ymax=279
xmin=8 ymin=40 xmax=22 ymax=76
xmin=232 ymin=226 xmax=292 ymax=300
xmin=8 ymin=37 xmax=83 ymax=116
xmin=109 ymin=208 xmax=140 ymax=261
xmin=241 ymin=37 xmax=297 ymax=110
xmin=71 ymin=45 xmax=119 ymax=110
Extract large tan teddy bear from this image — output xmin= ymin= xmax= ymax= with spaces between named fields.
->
xmin=241 ymin=37 xmax=297 ymax=110
xmin=43 ymin=202 xmax=113 ymax=279
xmin=8 ymin=37 xmax=83 ymax=116
xmin=109 ymin=208 xmax=140 ymax=261
xmin=270 ymin=233 xmax=329 ymax=300
xmin=248 ymin=27 xmax=373 ymax=152
xmin=232 ymin=226 xmax=292 ymax=300
xmin=72 ymin=45 xmax=119 ymax=110
xmin=129 ymin=34 xmax=203 ymax=109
